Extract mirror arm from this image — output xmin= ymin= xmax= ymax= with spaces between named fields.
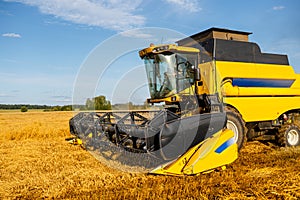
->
xmin=194 ymin=68 xmax=201 ymax=81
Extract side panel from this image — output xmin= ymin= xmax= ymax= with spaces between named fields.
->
xmin=216 ymin=61 xmax=300 ymax=122
xmin=292 ymin=74 xmax=300 ymax=88
xmin=216 ymin=61 xmax=297 ymax=81
xmin=224 ymin=96 xmax=300 ymax=122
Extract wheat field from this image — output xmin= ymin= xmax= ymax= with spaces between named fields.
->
xmin=0 ymin=111 xmax=299 ymax=199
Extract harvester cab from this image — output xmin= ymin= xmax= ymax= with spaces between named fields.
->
xmin=139 ymin=43 xmax=222 ymax=116
xmin=140 ymin=44 xmax=201 ymax=112
xmin=68 ymin=29 xmax=239 ymax=176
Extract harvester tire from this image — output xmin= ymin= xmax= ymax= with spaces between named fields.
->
xmin=276 ymin=125 xmax=300 ymax=147
xmin=225 ymin=108 xmax=246 ymax=150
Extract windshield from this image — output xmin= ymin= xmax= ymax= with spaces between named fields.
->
xmin=144 ymin=53 xmax=197 ymax=99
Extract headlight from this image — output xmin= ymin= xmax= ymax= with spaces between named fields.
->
xmin=152 ymin=45 xmax=169 ymax=53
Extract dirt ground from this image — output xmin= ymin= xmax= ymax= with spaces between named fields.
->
xmin=0 ymin=111 xmax=299 ymax=199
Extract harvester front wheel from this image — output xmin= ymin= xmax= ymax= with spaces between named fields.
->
xmin=276 ymin=125 xmax=300 ymax=147
xmin=226 ymin=108 xmax=246 ymax=150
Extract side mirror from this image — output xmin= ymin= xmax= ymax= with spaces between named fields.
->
xmin=194 ymin=68 xmax=201 ymax=81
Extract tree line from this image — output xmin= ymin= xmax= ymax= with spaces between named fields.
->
xmin=0 ymin=104 xmax=52 ymax=110
xmin=0 ymin=95 xmax=150 ymax=112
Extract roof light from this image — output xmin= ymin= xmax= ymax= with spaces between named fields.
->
xmin=152 ymin=45 xmax=169 ymax=53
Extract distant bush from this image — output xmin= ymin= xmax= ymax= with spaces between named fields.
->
xmin=20 ymin=106 xmax=28 ymax=112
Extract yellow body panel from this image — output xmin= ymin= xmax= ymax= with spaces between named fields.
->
xmin=216 ymin=61 xmax=297 ymax=80
xmin=150 ymin=129 xmax=237 ymax=176
xmin=214 ymin=61 xmax=300 ymax=122
xmin=291 ymin=74 xmax=300 ymax=88
xmin=224 ymin=96 xmax=300 ymax=122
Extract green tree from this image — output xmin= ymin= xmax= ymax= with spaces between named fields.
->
xmin=85 ymin=95 xmax=111 ymax=110
xmin=20 ymin=106 xmax=28 ymax=112
xmin=61 ymin=105 xmax=72 ymax=111
xmin=52 ymin=106 xmax=61 ymax=111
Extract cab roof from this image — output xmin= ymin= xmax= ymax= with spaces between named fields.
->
xmin=139 ymin=44 xmax=199 ymax=58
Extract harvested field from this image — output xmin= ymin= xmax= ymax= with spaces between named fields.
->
xmin=0 ymin=111 xmax=299 ymax=199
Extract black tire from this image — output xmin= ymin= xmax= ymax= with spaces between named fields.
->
xmin=225 ymin=108 xmax=246 ymax=150
xmin=276 ymin=125 xmax=300 ymax=147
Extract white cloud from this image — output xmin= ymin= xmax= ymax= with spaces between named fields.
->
xmin=5 ymin=0 xmax=145 ymax=31
xmin=273 ymin=6 xmax=285 ymax=11
xmin=2 ymin=33 xmax=21 ymax=38
xmin=120 ymin=29 xmax=153 ymax=39
xmin=165 ymin=0 xmax=201 ymax=13
xmin=0 ymin=93 xmax=13 ymax=98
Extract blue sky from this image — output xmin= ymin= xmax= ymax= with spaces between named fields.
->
xmin=1 ymin=0 xmax=300 ymax=105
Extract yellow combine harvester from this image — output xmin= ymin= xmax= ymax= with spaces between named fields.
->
xmin=69 ymin=28 xmax=300 ymax=175
xmin=175 ymin=28 xmax=300 ymax=149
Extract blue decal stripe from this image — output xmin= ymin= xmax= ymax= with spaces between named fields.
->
xmin=232 ymin=78 xmax=295 ymax=88
xmin=215 ymin=137 xmax=235 ymax=154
